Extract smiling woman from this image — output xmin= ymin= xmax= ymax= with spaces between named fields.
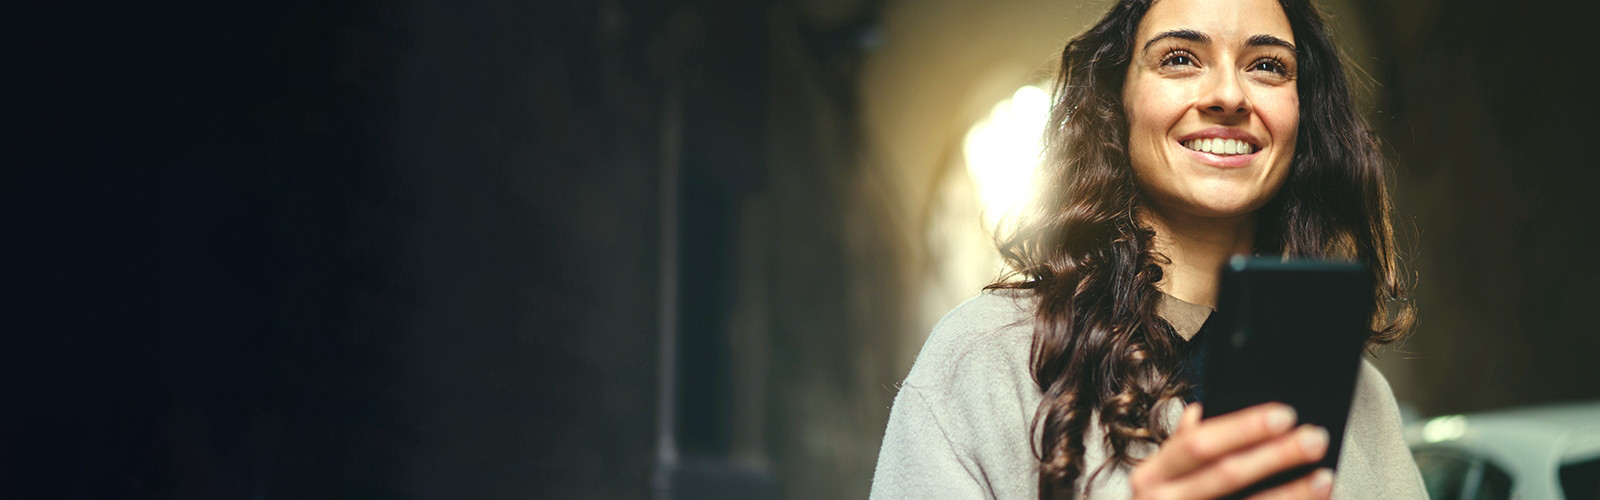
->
xmin=871 ymin=0 xmax=1421 ymax=498
xmin=1120 ymin=0 xmax=1308 ymax=308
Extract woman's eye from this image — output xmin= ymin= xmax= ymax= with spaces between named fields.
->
xmin=1251 ymin=59 xmax=1288 ymax=75
xmin=1160 ymin=51 xmax=1196 ymax=67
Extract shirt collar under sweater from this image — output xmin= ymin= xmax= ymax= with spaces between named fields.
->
xmin=1156 ymin=291 xmax=1213 ymax=341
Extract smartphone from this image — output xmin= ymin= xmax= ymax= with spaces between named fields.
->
xmin=1200 ymin=256 xmax=1374 ymax=494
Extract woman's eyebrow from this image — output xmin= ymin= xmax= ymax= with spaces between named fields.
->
xmin=1142 ymin=29 xmax=1209 ymax=53
xmin=1140 ymin=31 xmax=1299 ymax=54
xmin=1246 ymin=34 xmax=1298 ymax=52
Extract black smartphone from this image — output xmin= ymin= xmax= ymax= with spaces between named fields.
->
xmin=1200 ymin=256 xmax=1374 ymax=494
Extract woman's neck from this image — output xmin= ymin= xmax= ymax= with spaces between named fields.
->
xmin=1140 ymin=205 xmax=1256 ymax=309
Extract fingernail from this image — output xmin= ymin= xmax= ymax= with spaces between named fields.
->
xmin=1266 ymin=406 xmax=1295 ymax=431
xmin=1311 ymin=468 xmax=1333 ymax=494
xmin=1300 ymin=426 xmax=1329 ymax=455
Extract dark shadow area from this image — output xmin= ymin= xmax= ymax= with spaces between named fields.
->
xmin=1352 ymin=0 xmax=1600 ymax=414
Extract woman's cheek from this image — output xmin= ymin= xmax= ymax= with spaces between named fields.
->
xmin=1129 ymin=86 xmax=1188 ymax=147
xmin=1258 ymin=91 xmax=1299 ymax=143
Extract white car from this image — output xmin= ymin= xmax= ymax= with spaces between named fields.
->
xmin=1404 ymin=400 xmax=1600 ymax=500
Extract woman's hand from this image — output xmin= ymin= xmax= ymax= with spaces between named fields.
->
xmin=1128 ymin=403 xmax=1333 ymax=499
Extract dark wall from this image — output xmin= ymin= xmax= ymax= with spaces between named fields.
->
xmin=19 ymin=0 xmax=895 ymax=497
xmin=10 ymin=0 xmax=174 ymax=497
xmin=1356 ymin=0 xmax=1600 ymax=415
xmin=23 ymin=0 xmax=682 ymax=497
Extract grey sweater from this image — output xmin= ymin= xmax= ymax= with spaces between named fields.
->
xmin=870 ymin=290 xmax=1426 ymax=499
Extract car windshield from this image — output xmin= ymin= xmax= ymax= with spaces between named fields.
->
xmin=1562 ymin=456 xmax=1600 ymax=500
xmin=1414 ymin=450 xmax=1513 ymax=500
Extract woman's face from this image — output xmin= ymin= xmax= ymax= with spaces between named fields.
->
xmin=1122 ymin=0 xmax=1300 ymax=220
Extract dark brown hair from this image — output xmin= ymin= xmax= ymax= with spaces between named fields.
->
xmin=987 ymin=0 xmax=1414 ymax=496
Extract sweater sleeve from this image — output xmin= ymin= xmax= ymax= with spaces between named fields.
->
xmin=870 ymin=385 xmax=989 ymax=499
xmin=1332 ymin=359 xmax=1427 ymax=499
xmin=871 ymin=292 xmax=1042 ymax=499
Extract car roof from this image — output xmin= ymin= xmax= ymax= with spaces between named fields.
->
xmin=1406 ymin=400 xmax=1600 ymax=464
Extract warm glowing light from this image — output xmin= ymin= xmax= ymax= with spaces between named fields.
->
xmin=963 ymin=85 xmax=1051 ymax=231
xmin=1421 ymin=414 xmax=1467 ymax=443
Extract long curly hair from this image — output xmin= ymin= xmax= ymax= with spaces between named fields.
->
xmin=986 ymin=0 xmax=1415 ymax=496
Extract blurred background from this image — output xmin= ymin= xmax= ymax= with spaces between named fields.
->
xmin=11 ymin=0 xmax=1600 ymax=498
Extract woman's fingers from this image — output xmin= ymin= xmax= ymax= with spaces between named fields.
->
xmin=1175 ymin=425 xmax=1330 ymax=500
xmin=1245 ymin=468 xmax=1334 ymax=500
xmin=1134 ymin=403 xmax=1298 ymax=482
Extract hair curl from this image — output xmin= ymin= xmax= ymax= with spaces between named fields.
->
xmin=986 ymin=0 xmax=1415 ymax=497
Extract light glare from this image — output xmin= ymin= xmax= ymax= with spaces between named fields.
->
xmin=1421 ymin=414 xmax=1467 ymax=443
xmin=963 ymin=85 xmax=1050 ymax=231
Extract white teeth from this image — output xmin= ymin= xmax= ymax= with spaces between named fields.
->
xmin=1184 ymin=138 xmax=1254 ymax=155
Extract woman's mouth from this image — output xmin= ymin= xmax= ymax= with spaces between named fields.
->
xmin=1180 ymin=138 xmax=1259 ymax=155
xmin=1177 ymin=137 xmax=1259 ymax=168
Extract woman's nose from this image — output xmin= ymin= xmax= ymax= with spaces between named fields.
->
xmin=1198 ymin=69 xmax=1250 ymax=118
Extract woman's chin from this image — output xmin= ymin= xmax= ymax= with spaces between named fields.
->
xmin=1170 ymin=195 xmax=1270 ymax=220
xmin=1185 ymin=185 xmax=1278 ymax=216
xmin=1142 ymin=183 xmax=1279 ymax=221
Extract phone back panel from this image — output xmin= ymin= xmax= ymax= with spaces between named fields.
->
xmin=1201 ymin=257 xmax=1374 ymax=484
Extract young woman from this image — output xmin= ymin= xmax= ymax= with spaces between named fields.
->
xmin=872 ymin=0 xmax=1424 ymax=498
